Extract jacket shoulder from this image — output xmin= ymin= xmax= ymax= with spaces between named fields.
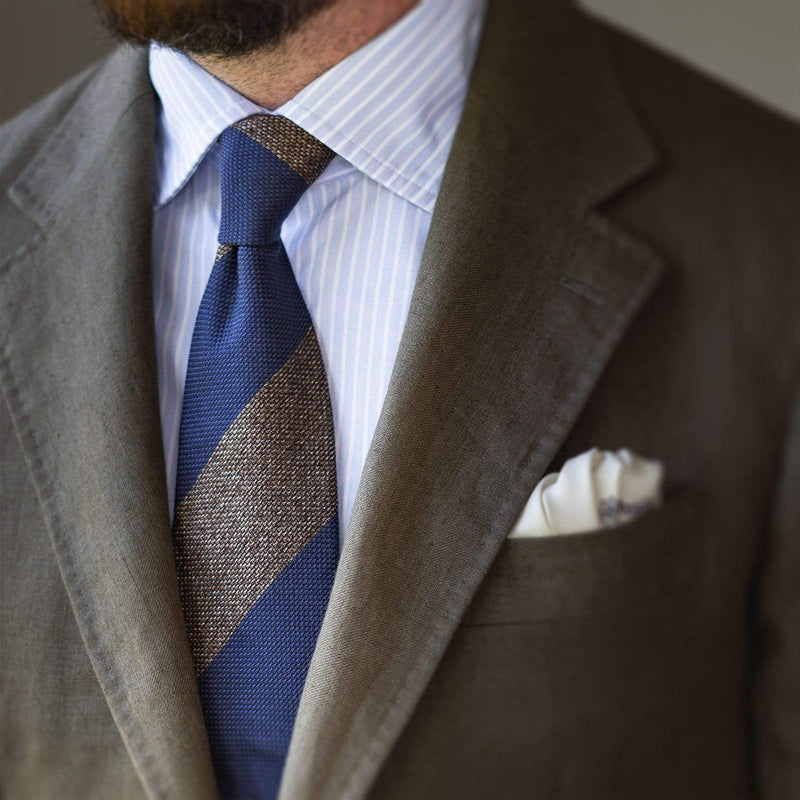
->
xmin=597 ymin=21 xmax=798 ymax=181
xmin=595 ymin=20 xmax=799 ymax=379
xmin=1 ymin=60 xmax=105 ymax=194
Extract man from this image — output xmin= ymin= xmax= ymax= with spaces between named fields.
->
xmin=1 ymin=0 xmax=797 ymax=797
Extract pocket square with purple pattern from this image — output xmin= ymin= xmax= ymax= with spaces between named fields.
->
xmin=509 ymin=448 xmax=664 ymax=538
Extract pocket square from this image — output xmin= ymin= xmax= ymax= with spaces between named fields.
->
xmin=508 ymin=448 xmax=664 ymax=538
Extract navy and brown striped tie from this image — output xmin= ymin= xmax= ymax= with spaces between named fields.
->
xmin=171 ymin=115 xmax=338 ymax=798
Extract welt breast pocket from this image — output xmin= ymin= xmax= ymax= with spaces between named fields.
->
xmin=461 ymin=489 xmax=705 ymax=626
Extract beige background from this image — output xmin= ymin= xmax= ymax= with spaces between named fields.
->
xmin=1 ymin=0 xmax=799 ymax=123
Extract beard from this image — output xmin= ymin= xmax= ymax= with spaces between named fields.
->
xmin=95 ymin=0 xmax=337 ymax=57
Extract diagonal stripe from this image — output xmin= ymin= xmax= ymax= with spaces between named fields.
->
xmin=197 ymin=515 xmax=338 ymax=799
xmin=173 ymin=326 xmax=337 ymax=673
xmin=234 ymin=115 xmax=333 ymax=185
xmin=214 ymin=242 xmax=234 ymax=263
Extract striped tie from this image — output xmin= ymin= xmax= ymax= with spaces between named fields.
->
xmin=172 ymin=115 xmax=338 ymax=799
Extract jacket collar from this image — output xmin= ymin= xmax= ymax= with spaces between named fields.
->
xmin=1 ymin=0 xmax=665 ymax=797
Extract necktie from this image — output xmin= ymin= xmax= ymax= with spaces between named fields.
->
xmin=171 ymin=115 xmax=338 ymax=799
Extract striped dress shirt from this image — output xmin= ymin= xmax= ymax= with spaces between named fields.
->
xmin=149 ymin=0 xmax=486 ymax=538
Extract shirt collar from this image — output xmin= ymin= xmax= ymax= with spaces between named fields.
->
xmin=149 ymin=0 xmax=486 ymax=212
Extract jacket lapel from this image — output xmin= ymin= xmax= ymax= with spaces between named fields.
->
xmin=1 ymin=48 xmax=216 ymax=798
xmin=280 ymin=2 xmax=666 ymax=799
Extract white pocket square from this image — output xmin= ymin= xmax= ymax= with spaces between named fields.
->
xmin=508 ymin=448 xmax=664 ymax=538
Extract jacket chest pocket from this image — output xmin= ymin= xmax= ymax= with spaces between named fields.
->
xmin=461 ymin=490 xmax=705 ymax=626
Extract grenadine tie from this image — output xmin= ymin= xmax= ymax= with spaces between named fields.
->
xmin=171 ymin=114 xmax=338 ymax=799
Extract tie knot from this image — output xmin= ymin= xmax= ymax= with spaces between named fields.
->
xmin=218 ymin=115 xmax=334 ymax=247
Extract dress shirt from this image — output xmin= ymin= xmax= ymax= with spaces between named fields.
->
xmin=150 ymin=0 xmax=486 ymax=538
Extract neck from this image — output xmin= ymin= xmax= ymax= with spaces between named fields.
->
xmin=190 ymin=0 xmax=419 ymax=110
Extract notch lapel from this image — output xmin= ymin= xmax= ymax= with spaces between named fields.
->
xmin=0 ymin=48 xmax=216 ymax=798
xmin=280 ymin=2 xmax=666 ymax=799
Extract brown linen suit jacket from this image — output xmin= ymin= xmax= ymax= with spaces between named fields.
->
xmin=2 ymin=1 xmax=799 ymax=798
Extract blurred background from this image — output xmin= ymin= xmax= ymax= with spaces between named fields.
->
xmin=1 ymin=0 xmax=799 ymax=123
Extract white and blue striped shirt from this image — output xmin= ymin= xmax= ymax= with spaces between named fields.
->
xmin=149 ymin=0 xmax=485 ymax=538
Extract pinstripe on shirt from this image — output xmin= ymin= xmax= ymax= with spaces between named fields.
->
xmin=149 ymin=0 xmax=486 ymax=538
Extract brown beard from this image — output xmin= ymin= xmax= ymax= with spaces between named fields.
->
xmin=94 ymin=0 xmax=336 ymax=57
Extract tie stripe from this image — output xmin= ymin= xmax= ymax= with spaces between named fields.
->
xmin=171 ymin=115 xmax=338 ymax=797
xmin=234 ymin=115 xmax=333 ymax=185
xmin=196 ymin=516 xmax=339 ymax=795
xmin=173 ymin=241 xmax=315 ymax=505
xmin=173 ymin=325 xmax=337 ymax=672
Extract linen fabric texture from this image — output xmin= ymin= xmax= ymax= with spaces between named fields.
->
xmin=1 ymin=1 xmax=799 ymax=798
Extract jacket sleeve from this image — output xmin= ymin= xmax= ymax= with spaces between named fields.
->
xmin=756 ymin=385 xmax=800 ymax=798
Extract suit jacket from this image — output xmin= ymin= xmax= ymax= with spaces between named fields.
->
xmin=2 ymin=1 xmax=798 ymax=798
